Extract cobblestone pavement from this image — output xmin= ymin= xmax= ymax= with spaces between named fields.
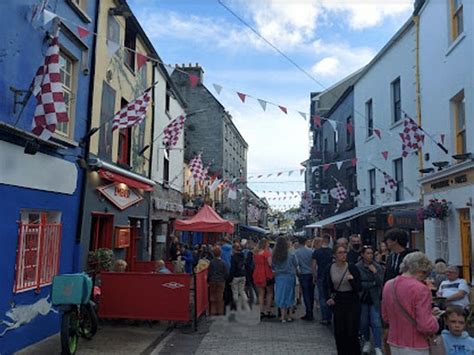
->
xmin=157 ymin=305 xmax=337 ymax=355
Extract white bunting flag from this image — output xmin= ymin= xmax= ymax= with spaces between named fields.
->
xmin=228 ymin=188 xmax=237 ymax=200
xmin=258 ymin=99 xmax=267 ymax=111
xmin=43 ymin=9 xmax=56 ymax=25
xmin=213 ymin=84 xmax=223 ymax=95
xmin=164 ymin=64 xmax=175 ymax=77
xmin=298 ymin=112 xmax=307 ymax=120
xmin=288 ymin=170 xmax=294 ymax=176
xmin=106 ymin=40 xmax=120 ymax=59
xmin=328 ymin=119 xmax=337 ymax=131
xmin=311 ymin=166 xmax=317 ymax=173
xmin=336 ymin=161 xmax=343 ymax=170
xmin=210 ymin=178 xmax=221 ymax=192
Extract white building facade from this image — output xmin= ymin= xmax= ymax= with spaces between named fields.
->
xmin=416 ymin=0 xmax=473 ymax=282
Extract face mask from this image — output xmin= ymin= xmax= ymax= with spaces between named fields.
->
xmin=352 ymin=243 xmax=361 ymax=250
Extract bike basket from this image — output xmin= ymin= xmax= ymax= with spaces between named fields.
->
xmin=52 ymin=273 xmax=92 ymax=305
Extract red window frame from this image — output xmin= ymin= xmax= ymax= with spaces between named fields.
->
xmin=90 ymin=212 xmax=114 ymax=251
xmin=14 ymin=212 xmax=62 ymax=293
xmin=117 ymin=127 xmax=131 ymax=165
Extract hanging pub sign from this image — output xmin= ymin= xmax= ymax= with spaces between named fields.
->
xmin=115 ymin=226 xmax=131 ymax=248
xmin=97 ymin=183 xmax=143 ymax=210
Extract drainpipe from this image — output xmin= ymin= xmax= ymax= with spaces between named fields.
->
xmin=414 ymin=15 xmax=423 ymax=174
xmin=148 ymin=63 xmax=156 ymax=259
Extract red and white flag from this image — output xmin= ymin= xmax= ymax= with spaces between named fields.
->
xmin=31 ymin=36 xmax=68 ymax=140
xmin=189 ymin=153 xmax=208 ymax=182
xmin=111 ymin=88 xmax=152 ymax=131
xmin=163 ymin=115 xmax=186 ymax=148
xmin=401 ymin=116 xmax=423 ymax=157
xmin=383 ymin=172 xmax=397 ymax=190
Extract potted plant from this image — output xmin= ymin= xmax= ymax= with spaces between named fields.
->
xmin=87 ymin=248 xmax=114 ymax=275
xmin=419 ymin=199 xmax=451 ymax=220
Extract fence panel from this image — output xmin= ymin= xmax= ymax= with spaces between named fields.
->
xmin=195 ymin=269 xmax=209 ymax=318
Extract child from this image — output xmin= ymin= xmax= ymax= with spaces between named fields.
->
xmin=441 ymin=306 xmax=474 ymax=354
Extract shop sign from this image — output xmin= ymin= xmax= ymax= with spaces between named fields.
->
xmin=115 ymin=226 xmax=130 ymax=248
xmin=387 ymin=211 xmax=423 ymax=229
xmin=153 ymin=197 xmax=183 ymax=213
xmin=97 ymin=183 xmax=143 ymax=210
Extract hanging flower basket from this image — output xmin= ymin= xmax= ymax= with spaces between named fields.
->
xmin=419 ymin=199 xmax=451 ymax=220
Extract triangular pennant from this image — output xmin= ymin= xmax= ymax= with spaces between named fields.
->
xmin=351 ymin=158 xmax=357 ymax=167
xmin=346 ymin=120 xmax=353 ymax=135
xmin=300 ymin=168 xmax=305 ymax=175
xmin=277 ymin=172 xmax=283 ymax=176
xmin=136 ymin=52 xmax=148 ymax=70
xmin=77 ymin=26 xmax=90 ymax=39
xmin=328 ymin=120 xmax=337 ymax=131
xmin=106 ymin=40 xmax=120 ymax=59
xmin=164 ymin=64 xmax=175 ymax=76
xmin=336 ymin=161 xmax=343 ymax=170
xmin=267 ymin=173 xmax=272 ymax=178
xmin=311 ymin=166 xmax=317 ymax=173
xmin=420 ymin=134 xmax=425 ymax=144
xmin=374 ymin=128 xmax=382 ymax=139
xmin=382 ymin=151 xmax=389 ymax=160
xmin=257 ymin=99 xmax=267 ymax=111
xmin=279 ymin=106 xmax=288 ymax=114
xmin=313 ymin=115 xmax=322 ymax=128
xmin=213 ymin=83 xmax=223 ymax=95
xmin=189 ymin=74 xmax=200 ymax=87
xmin=237 ymin=92 xmax=247 ymax=103
xmin=323 ymin=163 xmax=331 ymax=172
xmin=43 ymin=9 xmax=57 ymax=25
xmin=257 ymin=175 xmax=263 ymax=179
xmin=399 ymin=132 xmax=405 ymax=142
xmin=440 ymin=134 xmax=445 ymax=145
xmin=298 ymin=112 xmax=307 ymax=120
xmin=288 ymin=170 xmax=294 ymax=176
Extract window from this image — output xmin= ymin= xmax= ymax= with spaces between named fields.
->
xmin=117 ymin=98 xmax=131 ymax=165
xmin=346 ymin=116 xmax=353 ymax=148
xmin=57 ymin=51 xmax=76 ymax=137
xmin=394 ymin=158 xmax=404 ymax=201
xmin=366 ymin=99 xmax=373 ymax=137
xmin=450 ymin=0 xmax=464 ymax=41
xmin=333 ymin=130 xmax=338 ymax=152
xmin=14 ymin=210 xmax=62 ymax=293
xmin=165 ymin=82 xmax=171 ymax=112
xmin=90 ymin=213 xmax=113 ymax=251
xmin=107 ymin=13 xmax=120 ymax=44
xmin=452 ymin=90 xmax=466 ymax=155
xmin=163 ymin=148 xmax=170 ymax=185
xmin=392 ymin=77 xmax=401 ymax=123
xmin=98 ymin=81 xmax=115 ymax=160
xmin=124 ymin=18 xmax=136 ymax=71
xmin=369 ymin=169 xmax=376 ymax=205
xmin=323 ymin=138 xmax=328 ymax=160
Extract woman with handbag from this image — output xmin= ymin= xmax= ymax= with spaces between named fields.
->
xmin=324 ymin=244 xmax=362 ymax=355
xmin=357 ymin=245 xmax=384 ymax=355
xmin=253 ymin=238 xmax=275 ymax=319
xmin=382 ymin=252 xmax=440 ymax=355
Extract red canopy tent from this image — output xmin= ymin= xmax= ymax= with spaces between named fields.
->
xmin=175 ymin=205 xmax=234 ymax=233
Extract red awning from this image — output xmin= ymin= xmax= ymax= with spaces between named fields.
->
xmin=98 ymin=168 xmax=154 ymax=191
xmin=175 ymin=205 xmax=234 ymax=233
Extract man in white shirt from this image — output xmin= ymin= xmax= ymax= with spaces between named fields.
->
xmin=437 ymin=265 xmax=470 ymax=309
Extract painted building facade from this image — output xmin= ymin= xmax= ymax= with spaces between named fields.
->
xmin=0 ymin=0 xmax=97 ymax=352
xmin=415 ymin=0 xmax=473 ymax=282
xmin=79 ymin=0 xmax=156 ymax=271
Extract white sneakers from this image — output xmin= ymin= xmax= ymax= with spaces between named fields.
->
xmin=362 ymin=342 xmax=371 ymax=353
xmin=374 ymin=348 xmax=383 ymax=355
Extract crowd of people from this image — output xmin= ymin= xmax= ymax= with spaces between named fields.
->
xmin=165 ymin=228 xmax=472 ymax=355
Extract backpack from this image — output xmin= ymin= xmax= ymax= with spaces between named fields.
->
xmin=244 ymin=250 xmax=255 ymax=274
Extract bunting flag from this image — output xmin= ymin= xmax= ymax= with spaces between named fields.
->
xmin=383 ymin=172 xmax=397 ymax=189
xmin=77 ymin=26 xmax=90 ymax=38
xmin=31 ymin=36 xmax=68 ymax=140
xmin=112 ymin=88 xmax=152 ymax=131
xmin=328 ymin=120 xmax=337 ymax=131
xmin=401 ymin=117 xmax=423 ymax=157
xmin=163 ymin=114 xmax=186 ymax=148
xmin=266 ymin=173 xmax=272 ymax=178
xmin=336 ymin=161 xmax=344 ymax=170
xmin=313 ymin=115 xmax=322 ymax=128
xmin=237 ymin=92 xmax=247 ymax=103
xmin=382 ymin=151 xmax=389 ymax=160
xmin=136 ymin=52 xmax=148 ymax=70
xmin=311 ymin=166 xmax=317 ymax=173
xmin=228 ymin=187 xmax=237 ymax=200
xmin=42 ymin=9 xmax=56 ymax=25
xmin=323 ymin=163 xmax=330 ymax=172
xmin=106 ymin=40 xmax=120 ymax=59
xmin=288 ymin=170 xmax=293 ymax=176
xmin=213 ymin=83 xmax=222 ymax=95
xmin=258 ymin=99 xmax=267 ymax=111
xmin=351 ymin=158 xmax=358 ymax=167
xmin=277 ymin=172 xmax=283 ymax=176
xmin=298 ymin=112 xmax=307 ymax=120
xmin=346 ymin=119 xmax=353 ymax=135
xmin=279 ymin=106 xmax=288 ymax=114
xmin=300 ymin=168 xmax=305 ymax=175
xmin=189 ymin=74 xmax=200 ymax=87
xmin=374 ymin=128 xmax=382 ymax=139
xmin=164 ymin=64 xmax=175 ymax=76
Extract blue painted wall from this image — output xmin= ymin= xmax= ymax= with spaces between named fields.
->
xmin=0 ymin=1 xmax=97 ymax=353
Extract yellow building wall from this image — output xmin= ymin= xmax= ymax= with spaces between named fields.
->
xmin=89 ymin=0 xmax=153 ymax=177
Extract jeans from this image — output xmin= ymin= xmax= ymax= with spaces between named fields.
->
xmin=299 ymin=274 xmax=314 ymax=318
xmin=317 ymin=278 xmax=332 ymax=322
xmin=360 ymin=302 xmax=382 ymax=348
xmin=231 ymin=276 xmax=249 ymax=311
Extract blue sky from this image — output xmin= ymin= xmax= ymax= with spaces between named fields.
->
xmin=129 ymin=0 xmax=414 ymax=211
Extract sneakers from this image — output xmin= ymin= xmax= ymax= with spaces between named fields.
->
xmin=374 ymin=348 xmax=383 ymax=355
xmin=362 ymin=341 xmax=371 ymax=353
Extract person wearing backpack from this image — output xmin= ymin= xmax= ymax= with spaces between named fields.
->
xmin=242 ymin=239 xmax=257 ymax=306
xmin=230 ymin=242 xmax=249 ymax=311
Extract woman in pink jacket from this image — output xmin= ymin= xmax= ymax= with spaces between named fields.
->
xmin=382 ymin=252 xmax=439 ymax=355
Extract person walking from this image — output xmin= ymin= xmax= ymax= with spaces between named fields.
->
xmin=230 ymin=242 xmax=250 ymax=311
xmin=208 ymin=246 xmax=228 ymax=316
xmin=324 ymin=244 xmax=362 ymax=355
xmin=347 ymin=234 xmax=362 ymax=264
xmin=253 ymin=238 xmax=275 ymax=319
xmin=313 ymin=234 xmax=334 ymax=325
xmin=383 ymin=228 xmax=413 ymax=284
xmin=382 ymin=252 xmax=439 ymax=354
xmin=357 ymin=245 xmax=384 ymax=355
xmin=272 ymin=236 xmax=298 ymax=323
xmin=295 ymin=237 xmax=315 ymax=321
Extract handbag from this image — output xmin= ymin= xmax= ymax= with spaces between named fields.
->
xmin=390 ymin=281 xmax=445 ymax=355
xmin=329 ymin=265 xmax=349 ymax=302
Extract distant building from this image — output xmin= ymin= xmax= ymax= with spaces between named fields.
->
xmin=171 ymin=64 xmax=248 ymax=223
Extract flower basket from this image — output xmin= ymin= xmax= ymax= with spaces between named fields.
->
xmin=419 ymin=199 xmax=450 ymax=220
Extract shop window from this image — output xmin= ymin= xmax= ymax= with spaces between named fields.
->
xmin=369 ymin=169 xmax=376 ymax=205
xmin=366 ymin=99 xmax=373 ymax=137
xmin=90 ymin=213 xmax=114 ymax=251
xmin=124 ymin=18 xmax=136 ymax=71
xmin=450 ymin=0 xmax=464 ymax=41
xmin=391 ymin=77 xmax=401 ymax=123
xmin=56 ymin=51 xmax=77 ymax=138
xmin=14 ymin=210 xmax=62 ymax=293
xmin=394 ymin=158 xmax=404 ymax=201
xmin=452 ymin=90 xmax=466 ymax=155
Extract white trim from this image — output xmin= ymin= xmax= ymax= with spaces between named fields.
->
xmin=419 ymin=160 xmax=474 ymax=184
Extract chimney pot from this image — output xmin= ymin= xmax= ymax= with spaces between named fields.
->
xmin=196 ymin=62 xmax=199 ymax=67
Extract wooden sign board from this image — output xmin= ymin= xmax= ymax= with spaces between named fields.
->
xmin=97 ymin=183 xmax=143 ymax=210
xmin=115 ymin=226 xmax=130 ymax=248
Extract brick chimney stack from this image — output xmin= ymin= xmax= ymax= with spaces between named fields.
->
xmin=175 ymin=62 xmax=204 ymax=85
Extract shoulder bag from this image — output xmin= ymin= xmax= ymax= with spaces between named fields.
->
xmin=329 ymin=265 xmax=348 ymax=304
xmin=390 ymin=281 xmax=445 ymax=355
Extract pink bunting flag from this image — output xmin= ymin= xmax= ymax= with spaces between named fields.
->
xmin=420 ymin=134 xmax=425 ymax=144
xmin=77 ymin=26 xmax=90 ymax=38
xmin=399 ymin=132 xmax=405 ymax=141
xmin=237 ymin=92 xmax=247 ymax=103
xmin=279 ymin=106 xmax=288 ymax=114
xmin=189 ymin=74 xmax=200 ymax=87
xmin=136 ymin=52 xmax=148 ymax=70
xmin=382 ymin=151 xmax=389 ymax=160
xmin=374 ymin=128 xmax=381 ymax=139
xmin=351 ymin=158 xmax=357 ymax=167
xmin=313 ymin=115 xmax=321 ymax=128
xmin=347 ymin=119 xmax=353 ymax=135
xmin=440 ymin=134 xmax=445 ymax=145
xmin=323 ymin=163 xmax=330 ymax=172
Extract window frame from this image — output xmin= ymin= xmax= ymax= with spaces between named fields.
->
xmin=124 ymin=18 xmax=136 ymax=72
xmin=391 ymin=77 xmax=401 ymax=123
xmin=56 ymin=50 xmax=77 ymax=139
xmin=450 ymin=0 xmax=464 ymax=41
xmin=452 ymin=90 xmax=466 ymax=155
xmin=393 ymin=158 xmax=404 ymax=201
xmin=369 ymin=169 xmax=376 ymax=205
xmin=163 ymin=148 xmax=170 ymax=186
xmin=346 ymin=116 xmax=353 ymax=148
xmin=366 ymin=99 xmax=373 ymax=137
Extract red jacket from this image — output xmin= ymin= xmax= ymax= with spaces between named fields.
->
xmin=382 ymin=275 xmax=439 ymax=349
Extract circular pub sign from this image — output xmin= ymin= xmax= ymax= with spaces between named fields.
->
xmin=387 ymin=214 xmax=395 ymax=227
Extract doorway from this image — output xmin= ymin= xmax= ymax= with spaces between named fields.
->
xmin=459 ymin=208 xmax=471 ymax=281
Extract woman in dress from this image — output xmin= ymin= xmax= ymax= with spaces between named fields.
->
xmin=272 ymin=236 xmax=298 ymax=323
xmin=252 ymin=238 xmax=275 ymax=319
xmin=324 ymin=244 xmax=362 ymax=355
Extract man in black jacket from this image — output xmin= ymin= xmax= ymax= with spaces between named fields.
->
xmin=383 ymin=228 xmax=413 ymax=284
xmin=230 ymin=242 xmax=249 ymax=311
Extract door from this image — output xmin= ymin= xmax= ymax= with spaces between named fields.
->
xmin=126 ymin=218 xmax=146 ymax=270
xmin=459 ymin=208 xmax=471 ymax=282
